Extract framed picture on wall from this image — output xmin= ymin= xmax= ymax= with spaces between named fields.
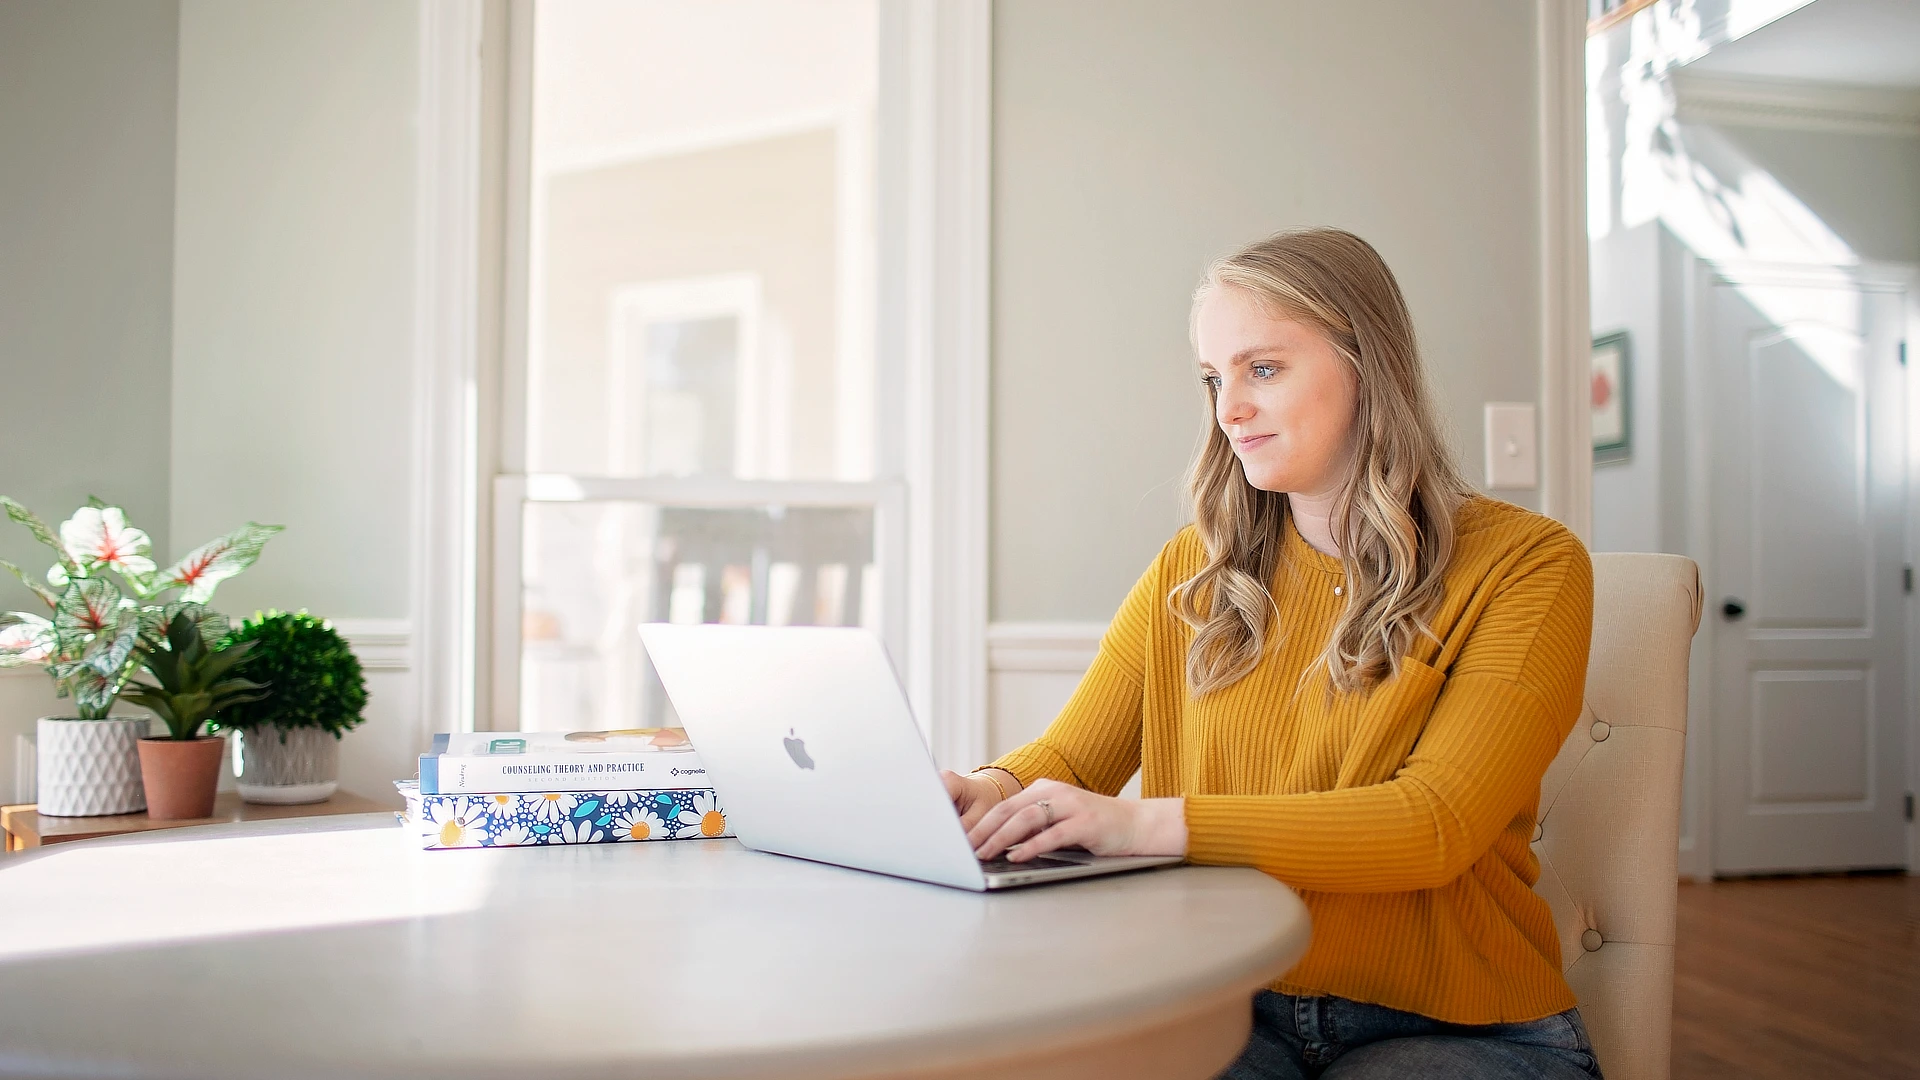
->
xmin=1592 ymin=330 xmax=1631 ymax=464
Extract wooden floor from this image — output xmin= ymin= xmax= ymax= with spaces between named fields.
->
xmin=1673 ymin=872 xmax=1920 ymax=1079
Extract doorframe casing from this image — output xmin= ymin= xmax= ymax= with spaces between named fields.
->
xmin=1677 ymin=253 xmax=1919 ymax=879
xmin=1540 ymin=0 xmax=1593 ymax=542
xmin=1904 ymin=267 xmax=1920 ymax=878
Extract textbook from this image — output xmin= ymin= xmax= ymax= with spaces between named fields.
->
xmin=417 ymin=727 xmax=712 ymax=795
xmin=395 ymin=779 xmax=731 ymax=849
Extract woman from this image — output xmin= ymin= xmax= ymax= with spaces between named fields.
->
xmin=943 ymin=228 xmax=1600 ymax=1079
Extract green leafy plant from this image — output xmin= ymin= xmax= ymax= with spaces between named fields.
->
xmin=120 ymin=610 xmax=270 ymax=740
xmin=0 ymin=497 xmax=282 ymax=718
xmin=216 ymin=611 xmax=367 ymax=739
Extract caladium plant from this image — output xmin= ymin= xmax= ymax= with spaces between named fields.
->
xmin=0 ymin=496 xmax=282 ymax=719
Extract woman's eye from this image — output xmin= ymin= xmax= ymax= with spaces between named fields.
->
xmin=1251 ymin=363 xmax=1276 ymax=379
xmin=1202 ymin=372 xmax=1222 ymax=389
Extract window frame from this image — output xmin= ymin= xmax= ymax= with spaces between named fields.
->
xmin=455 ymin=0 xmax=990 ymax=767
xmin=490 ymin=475 xmax=908 ymax=736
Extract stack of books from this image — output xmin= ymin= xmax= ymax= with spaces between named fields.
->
xmin=396 ymin=727 xmax=732 ymax=850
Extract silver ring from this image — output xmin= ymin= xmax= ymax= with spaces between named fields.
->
xmin=1037 ymin=799 xmax=1053 ymax=828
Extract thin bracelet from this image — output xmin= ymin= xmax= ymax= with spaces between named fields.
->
xmin=969 ymin=769 xmax=1011 ymax=802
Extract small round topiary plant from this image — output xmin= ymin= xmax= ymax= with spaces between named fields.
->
xmin=217 ymin=611 xmax=367 ymax=740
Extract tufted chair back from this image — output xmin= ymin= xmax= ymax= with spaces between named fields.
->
xmin=1531 ymin=553 xmax=1701 ymax=1080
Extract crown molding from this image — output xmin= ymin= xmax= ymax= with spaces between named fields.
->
xmin=1673 ymin=71 xmax=1920 ymax=137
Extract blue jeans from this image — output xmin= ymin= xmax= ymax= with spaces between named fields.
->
xmin=1217 ymin=991 xmax=1604 ymax=1079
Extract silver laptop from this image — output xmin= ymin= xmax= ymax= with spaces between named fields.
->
xmin=637 ymin=623 xmax=1182 ymax=891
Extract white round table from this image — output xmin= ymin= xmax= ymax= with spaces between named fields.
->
xmin=0 ymin=814 xmax=1310 ymax=1080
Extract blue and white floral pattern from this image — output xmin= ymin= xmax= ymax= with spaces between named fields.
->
xmin=397 ymin=781 xmax=730 ymax=849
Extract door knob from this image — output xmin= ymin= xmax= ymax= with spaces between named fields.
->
xmin=1722 ymin=598 xmax=1745 ymax=620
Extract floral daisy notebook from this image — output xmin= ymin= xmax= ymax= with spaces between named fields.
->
xmin=395 ymin=780 xmax=732 ymax=849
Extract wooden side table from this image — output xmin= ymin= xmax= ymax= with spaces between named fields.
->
xmin=1 ymin=790 xmax=389 ymax=851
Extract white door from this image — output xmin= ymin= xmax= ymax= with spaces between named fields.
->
xmin=1709 ymin=268 xmax=1908 ymax=875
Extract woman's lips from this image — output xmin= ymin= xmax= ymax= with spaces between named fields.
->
xmin=1233 ymin=434 xmax=1275 ymax=452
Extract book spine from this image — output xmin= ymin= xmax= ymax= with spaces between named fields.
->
xmin=417 ymin=753 xmax=709 ymax=794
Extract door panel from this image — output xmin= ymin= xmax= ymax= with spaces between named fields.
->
xmin=1750 ymin=668 xmax=1869 ymax=805
xmin=1749 ymin=331 xmax=1869 ymax=629
xmin=1710 ymin=272 xmax=1908 ymax=875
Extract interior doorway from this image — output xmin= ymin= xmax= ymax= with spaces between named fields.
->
xmin=1703 ymin=265 xmax=1909 ymax=874
xmin=1585 ymin=0 xmax=1920 ymax=877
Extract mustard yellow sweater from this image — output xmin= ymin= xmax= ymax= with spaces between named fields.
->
xmin=989 ymin=496 xmax=1592 ymax=1025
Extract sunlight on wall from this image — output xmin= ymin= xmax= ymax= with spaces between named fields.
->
xmin=1634 ymin=0 xmax=1817 ymax=72
xmin=1590 ymin=0 xmax=1821 ymax=244
xmin=1592 ymin=0 xmax=1865 ymax=383
xmin=1587 ymin=35 xmax=1615 ymax=241
xmin=0 ymin=826 xmax=493 ymax=963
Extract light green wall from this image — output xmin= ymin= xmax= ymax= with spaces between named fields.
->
xmin=990 ymin=0 xmax=1545 ymax=622
xmin=170 ymin=0 xmax=419 ymax=620
xmin=0 ymin=0 xmax=180 ymax=603
xmin=0 ymin=0 xmax=183 ymax=771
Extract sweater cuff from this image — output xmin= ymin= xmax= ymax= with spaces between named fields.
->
xmin=1184 ymin=793 xmax=1290 ymax=868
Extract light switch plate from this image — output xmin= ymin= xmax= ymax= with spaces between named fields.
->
xmin=1483 ymin=402 xmax=1537 ymax=490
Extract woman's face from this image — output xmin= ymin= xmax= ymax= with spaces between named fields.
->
xmin=1194 ymin=286 xmax=1360 ymax=495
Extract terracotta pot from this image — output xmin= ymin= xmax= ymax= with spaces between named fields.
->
xmin=137 ymin=737 xmax=226 ymax=820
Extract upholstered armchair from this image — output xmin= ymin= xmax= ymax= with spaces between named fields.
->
xmin=1532 ymin=553 xmax=1703 ymax=1080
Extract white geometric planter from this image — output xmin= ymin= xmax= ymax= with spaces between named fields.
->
xmin=235 ymin=725 xmax=339 ymax=805
xmin=36 ymin=716 xmax=151 ymax=817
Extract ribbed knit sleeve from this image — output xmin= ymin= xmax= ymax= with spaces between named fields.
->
xmin=984 ymin=547 xmax=1161 ymax=798
xmin=1184 ymin=529 xmax=1593 ymax=893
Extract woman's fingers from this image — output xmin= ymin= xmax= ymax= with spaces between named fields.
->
xmin=970 ymin=780 xmax=1084 ymax=860
xmin=1003 ymin=816 xmax=1078 ymax=861
xmin=962 ymin=782 xmax=1180 ymax=862
xmin=972 ymin=802 xmax=1057 ymax=861
xmin=966 ymin=778 xmax=1057 ymax=849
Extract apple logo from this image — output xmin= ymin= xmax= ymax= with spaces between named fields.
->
xmin=783 ymin=729 xmax=815 ymax=770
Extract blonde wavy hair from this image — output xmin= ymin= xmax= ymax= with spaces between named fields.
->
xmin=1169 ymin=228 xmax=1473 ymax=696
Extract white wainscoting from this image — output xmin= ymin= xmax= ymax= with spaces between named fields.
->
xmin=985 ymin=622 xmax=1101 ymax=757
xmin=0 ymin=673 xmax=61 ymax=804
xmin=326 ymin=620 xmax=416 ymax=809
xmin=985 ymin=622 xmax=1140 ymax=798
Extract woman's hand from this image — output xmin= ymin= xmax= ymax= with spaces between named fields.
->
xmin=966 ymin=777 xmax=1189 ymax=862
xmin=940 ymin=768 xmax=1018 ymax=831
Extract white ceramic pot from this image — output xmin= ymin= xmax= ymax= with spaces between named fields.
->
xmin=36 ymin=716 xmax=151 ymax=817
xmin=235 ymin=725 xmax=340 ymax=804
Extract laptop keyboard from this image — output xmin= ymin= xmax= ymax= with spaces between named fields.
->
xmin=979 ymin=854 xmax=1082 ymax=874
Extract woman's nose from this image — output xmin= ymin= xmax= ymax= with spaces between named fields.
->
xmin=1216 ymin=381 xmax=1255 ymax=426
